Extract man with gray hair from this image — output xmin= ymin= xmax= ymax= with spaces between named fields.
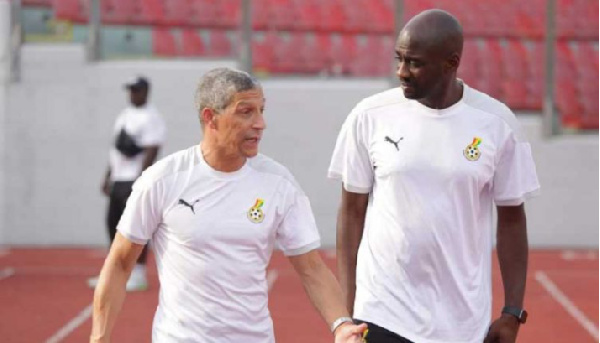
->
xmin=90 ymin=67 xmax=367 ymax=343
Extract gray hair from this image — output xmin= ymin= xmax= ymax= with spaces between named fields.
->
xmin=194 ymin=68 xmax=261 ymax=115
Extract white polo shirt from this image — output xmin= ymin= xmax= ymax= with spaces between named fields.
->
xmin=109 ymin=104 xmax=166 ymax=182
xmin=118 ymin=146 xmax=321 ymax=342
xmin=328 ymin=84 xmax=540 ymax=343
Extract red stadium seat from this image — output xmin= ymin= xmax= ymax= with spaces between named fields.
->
xmin=252 ymin=0 xmax=270 ymax=30
xmin=23 ymin=0 xmax=52 ymax=7
xmin=54 ymin=0 xmax=87 ymax=23
xmin=181 ymin=29 xmax=206 ymax=56
xmin=502 ymin=40 xmax=529 ymax=109
xmin=189 ymin=0 xmax=219 ymax=27
xmin=160 ymin=0 xmax=188 ymax=26
xmin=458 ymin=39 xmax=481 ymax=90
xmin=101 ymin=0 xmax=138 ymax=25
xmin=302 ymin=33 xmax=329 ymax=74
xmin=526 ymin=41 xmax=545 ymax=109
xmin=252 ymin=31 xmax=278 ymax=73
xmin=369 ymin=0 xmax=394 ymax=34
xmin=329 ymin=34 xmax=357 ymax=76
xmin=152 ymin=28 xmax=178 ymax=56
xmin=479 ymin=39 xmax=504 ymax=100
xmin=138 ymin=0 xmax=163 ymax=25
xmin=216 ymin=0 xmax=241 ymax=29
xmin=319 ymin=0 xmax=345 ymax=32
xmin=296 ymin=0 xmax=321 ymax=31
xmin=209 ymin=30 xmax=233 ymax=57
xmin=269 ymin=0 xmax=298 ymax=31
xmin=275 ymin=32 xmax=307 ymax=74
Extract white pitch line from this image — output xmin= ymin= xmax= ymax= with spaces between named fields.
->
xmin=267 ymin=269 xmax=278 ymax=291
xmin=535 ymin=271 xmax=599 ymax=340
xmin=45 ymin=303 xmax=93 ymax=343
xmin=561 ymin=250 xmax=598 ymax=261
xmin=0 ymin=267 xmax=15 ymax=281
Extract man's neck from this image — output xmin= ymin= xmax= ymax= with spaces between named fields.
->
xmin=200 ymin=142 xmax=246 ymax=172
xmin=418 ymin=78 xmax=463 ymax=110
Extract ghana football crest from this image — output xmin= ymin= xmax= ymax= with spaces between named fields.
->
xmin=463 ymin=137 xmax=482 ymax=161
xmin=247 ymin=198 xmax=265 ymax=223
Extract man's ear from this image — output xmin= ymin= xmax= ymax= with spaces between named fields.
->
xmin=202 ymin=108 xmax=217 ymax=129
xmin=446 ymin=53 xmax=460 ymax=72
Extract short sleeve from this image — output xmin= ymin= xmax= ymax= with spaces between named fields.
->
xmin=275 ymin=188 xmax=321 ymax=256
xmin=327 ymin=107 xmax=373 ymax=194
xmin=493 ymin=132 xmax=540 ymax=206
xmin=138 ymin=112 xmax=166 ymax=147
xmin=117 ymin=176 xmax=164 ymax=244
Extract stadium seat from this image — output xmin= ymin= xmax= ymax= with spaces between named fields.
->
xmin=274 ymin=32 xmax=307 ymax=74
xmin=189 ymin=0 xmax=219 ymax=27
xmin=319 ymin=0 xmax=345 ymax=32
xmin=514 ymin=0 xmax=545 ymax=39
xmin=526 ymin=41 xmax=545 ymax=109
xmin=458 ymin=39 xmax=481 ymax=90
xmin=181 ymin=29 xmax=206 ymax=56
xmin=216 ymin=0 xmax=241 ymax=29
xmin=479 ymin=39 xmax=504 ymax=100
xmin=369 ymin=0 xmax=394 ymax=34
xmin=502 ymin=40 xmax=529 ymax=109
xmin=252 ymin=31 xmax=278 ymax=74
xmin=138 ymin=0 xmax=163 ymax=25
xmin=329 ymin=34 xmax=358 ymax=76
xmin=54 ymin=0 xmax=87 ymax=23
xmin=296 ymin=0 xmax=321 ymax=31
xmin=251 ymin=0 xmax=270 ymax=30
xmin=101 ymin=0 xmax=138 ymax=25
xmin=160 ymin=0 xmax=190 ymax=26
xmin=208 ymin=30 xmax=233 ymax=57
xmin=22 ymin=0 xmax=52 ymax=7
xmin=268 ymin=0 xmax=298 ymax=31
xmin=152 ymin=28 xmax=178 ymax=56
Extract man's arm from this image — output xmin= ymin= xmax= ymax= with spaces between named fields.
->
xmin=90 ymin=233 xmax=145 ymax=343
xmin=141 ymin=146 xmax=160 ymax=173
xmin=288 ymin=250 xmax=366 ymax=342
xmin=484 ymin=204 xmax=528 ymax=343
xmin=336 ymin=188 xmax=369 ymax=315
xmin=102 ymin=166 xmax=111 ymax=196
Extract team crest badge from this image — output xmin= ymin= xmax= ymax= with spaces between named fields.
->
xmin=464 ymin=137 xmax=482 ymax=161
xmin=247 ymin=198 xmax=265 ymax=223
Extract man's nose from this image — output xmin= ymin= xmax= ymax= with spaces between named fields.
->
xmin=396 ymin=62 xmax=410 ymax=79
xmin=253 ymin=113 xmax=266 ymax=130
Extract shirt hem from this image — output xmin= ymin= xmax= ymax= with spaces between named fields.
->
xmin=495 ymin=187 xmax=541 ymax=206
xmin=283 ymin=240 xmax=321 ymax=256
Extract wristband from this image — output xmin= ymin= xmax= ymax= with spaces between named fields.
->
xmin=330 ymin=317 xmax=354 ymax=333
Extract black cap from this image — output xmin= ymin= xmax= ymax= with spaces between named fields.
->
xmin=125 ymin=76 xmax=150 ymax=91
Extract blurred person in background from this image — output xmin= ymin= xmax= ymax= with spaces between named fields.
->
xmin=88 ymin=76 xmax=166 ymax=292
xmin=89 ymin=68 xmax=367 ymax=343
xmin=329 ymin=9 xmax=540 ymax=343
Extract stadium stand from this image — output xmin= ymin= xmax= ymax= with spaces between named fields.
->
xmin=19 ymin=0 xmax=600 ymax=129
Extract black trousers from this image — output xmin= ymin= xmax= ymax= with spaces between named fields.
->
xmin=107 ymin=181 xmax=148 ymax=264
xmin=356 ymin=320 xmax=414 ymax=343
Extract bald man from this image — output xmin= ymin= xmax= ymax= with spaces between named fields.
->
xmin=329 ymin=10 xmax=539 ymax=343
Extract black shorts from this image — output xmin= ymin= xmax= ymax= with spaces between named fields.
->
xmin=106 ymin=181 xmax=135 ymax=242
xmin=355 ymin=320 xmax=414 ymax=343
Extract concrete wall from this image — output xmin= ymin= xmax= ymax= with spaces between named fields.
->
xmin=2 ymin=44 xmax=598 ymax=248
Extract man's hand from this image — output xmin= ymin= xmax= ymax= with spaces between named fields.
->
xmin=101 ymin=179 xmax=111 ymax=197
xmin=334 ymin=322 xmax=368 ymax=343
xmin=484 ymin=314 xmax=520 ymax=343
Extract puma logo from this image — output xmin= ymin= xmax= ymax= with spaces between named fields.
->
xmin=179 ymin=198 xmax=200 ymax=214
xmin=384 ymin=136 xmax=403 ymax=151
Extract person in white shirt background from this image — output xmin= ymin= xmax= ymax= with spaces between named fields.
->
xmin=88 ymin=76 xmax=166 ymax=292
xmin=90 ymin=67 xmax=367 ymax=342
xmin=329 ymin=9 xmax=540 ymax=343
